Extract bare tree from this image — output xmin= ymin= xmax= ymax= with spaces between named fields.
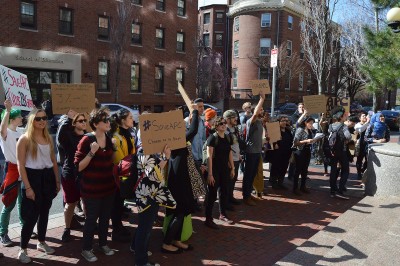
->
xmin=301 ymin=0 xmax=341 ymax=95
xmin=110 ymin=0 xmax=136 ymax=103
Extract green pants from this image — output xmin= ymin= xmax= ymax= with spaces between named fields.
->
xmin=0 ymin=182 xmax=23 ymax=235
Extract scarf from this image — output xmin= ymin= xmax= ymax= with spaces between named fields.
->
xmin=119 ymin=127 xmax=133 ymax=154
xmin=370 ymin=112 xmax=387 ymax=139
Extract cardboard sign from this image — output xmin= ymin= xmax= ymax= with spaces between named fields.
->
xmin=326 ymin=96 xmax=350 ymax=118
xmin=250 ymin=80 xmax=271 ymax=95
xmin=51 ymin=83 xmax=95 ymax=114
xmin=178 ymin=82 xmax=193 ymax=113
xmin=0 ymin=64 xmax=34 ymax=111
xmin=266 ymin=122 xmax=281 ymax=147
xmin=139 ymin=110 xmax=186 ymax=155
xmin=303 ymin=95 xmax=327 ymax=114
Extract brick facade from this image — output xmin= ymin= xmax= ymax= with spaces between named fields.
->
xmin=0 ymin=0 xmax=198 ymax=113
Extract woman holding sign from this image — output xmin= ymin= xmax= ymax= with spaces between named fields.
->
xmin=16 ymin=109 xmax=60 ymax=264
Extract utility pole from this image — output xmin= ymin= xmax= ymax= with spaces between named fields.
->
xmin=271 ymin=45 xmax=278 ymax=117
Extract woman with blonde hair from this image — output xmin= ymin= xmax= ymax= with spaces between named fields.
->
xmin=16 ymin=109 xmax=60 ymax=264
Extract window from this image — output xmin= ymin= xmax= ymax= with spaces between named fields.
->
xmin=154 ymin=105 xmax=164 ymax=113
xmin=284 ymin=70 xmax=291 ymax=90
xmin=156 ymin=28 xmax=165 ymax=49
xmin=131 ymin=22 xmax=142 ymax=45
xmin=98 ymin=16 xmax=110 ymax=40
xmin=234 ymin=41 xmax=239 ymax=58
xmin=307 ymin=72 xmax=312 ymax=91
xmin=261 ymin=13 xmax=271 ymax=27
xmin=216 ymin=12 xmax=224 ymax=23
xmin=131 ymin=64 xmax=141 ymax=92
xmin=155 ymin=66 xmax=164 ymax=93
xmin=300 ymin=45 xmax=304 ymax=60
xmin=203 ymin=33 xmax=210 ymax=47
xmin=234 ymin=16 xmax=239 ymax=32
xmin=260 ymin=38 xmax=271 ymax=56
xmin=331 ymin=77 xmax=336 ymax=93
xmin=286 ymin=41 xmax=292 ymax=57
xmin=132 ymin=0 xmax=142 ymax=4
xmin=98 ymin=60 xmax=109 ymax=92
xmin=203 ymin=13 xmax=210 ymax=24
xmin=177 ymin=32 xmax=185 ymax=52
xmin=299 ymin=72 xmax=304 ymax=91
xmin=288 ymin=15 xmax=293 ymax=30
xmin=156 ymin=0 xmax=165 ymax=11
xmin=259 ymin=68 xmax=269 ymax=79
xmin=59 ymin=8 xmax=73 ymax=35
xmin=20 ymin=1 xmax=36 ymax=29
xmin=232 ymin=69 xmax=238 ymax=88
xmin=215 ymin=33 xmax=223 ymax=46
xmin=177 ymin=0 xmax=186 ymax=16
xmin=176 ymin=68 xmax=184 ymax=92
xmin=235 ymin=94 xmax=240 ymax=99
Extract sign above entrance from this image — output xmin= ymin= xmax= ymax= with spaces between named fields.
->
xmin=51 ymin=83 xmax=95 ymax=114
xmin=0 ymin=64 xmax=34 ymax=111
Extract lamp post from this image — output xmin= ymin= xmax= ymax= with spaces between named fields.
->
xmin=387 ymin=7 xmax=400 ymax=33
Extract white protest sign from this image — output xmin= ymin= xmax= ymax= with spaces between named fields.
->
xmin=0 ymin=64 xmax=34 ymax=111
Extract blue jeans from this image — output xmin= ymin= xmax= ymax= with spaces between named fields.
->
xmin=133 ymin=202 xmax=159 ymax=266
xmin=242 ymin=153 xmax=261 ymax=199
xmin=0 ymin=182 xmax=23 ymax=235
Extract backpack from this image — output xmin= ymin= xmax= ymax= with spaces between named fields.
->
xmin=202 ymin=132 xmax=231 ymax=166
xmin=328 ymin=124 xmax=345 ymax=157
xmin=227 ymin=126 xmax=246 ymax=154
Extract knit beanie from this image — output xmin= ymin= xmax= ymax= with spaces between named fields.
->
xmin=1 ymin=108 xmax=22 ymax=122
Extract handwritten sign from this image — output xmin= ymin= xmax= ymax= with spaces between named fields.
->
xmin=250 ymin=80 xmax=271 ymax=95
xmin=139 ymin=110 xmax=186 ymax=155
xmin=266 ymin=122 xmax=281 ymax=148
xmin=51 ymin=83 xmax=95 ymax=114
xmin=0 ymin=64 xmax=34 ymax=111
xmin=303 ymin=95 xmax=327 ymax=114
xmin=178 ymin=82 xmax=193 ymax=113
xmin=326 ymin=96 xmax=350 ymax=118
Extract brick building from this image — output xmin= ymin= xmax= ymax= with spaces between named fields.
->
xmin=199 ymin=0 xmax=338 ymax=107
xmin=0 ymin=0 xmax=198 ymax=113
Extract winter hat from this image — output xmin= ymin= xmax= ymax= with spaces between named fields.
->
xmin=223 ymin=109 xmax=237 ymax=119
xmin=204 ymin=108 xmax=217 ymax=121
xmin=1 ymin=108 xmax=22 ymax=122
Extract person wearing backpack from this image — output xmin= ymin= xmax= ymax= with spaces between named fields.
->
xmin=328 ymin=106 xmax=352 ymax=198
xmin=205 ymin=117 xmax=235 ymax=228
xmin=110 ymin=109 xmax=136 ymax=243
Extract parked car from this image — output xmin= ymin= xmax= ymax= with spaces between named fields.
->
xmin=276 ymin=103 xmax=298 ymax=115
xmin=380 ymin=110 xmax=400 ymax=131
xmin=101 ymin=103 xmax=140 ymax=123
xmin=181 ymin=103 xmax=222 ymax=118
xmin=392 ymin=105 xmax=400 ymax=112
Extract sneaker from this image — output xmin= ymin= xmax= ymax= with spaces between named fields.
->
xmin=37 ymin=242 xmax=55 ymax=255
xmin=243 ymin=198 xmax=256 ymax=206
xmin=129 ymin=246 xmax=153 ymax=256
xmin=219 ymin=215 xmax=235 ymax=225
xmin=81 ymin=250 xmax=98 ymax=262
xmin=100 ymin=245 xmax=115 ymax=256
xmin=18 ymin=249 xmax=32 ymax=264
xmin=0 ymin=234 xmax=13 ymax=247
xmin=61 ymin=228 xmax=71 ymax=242
xmin=31 ymin=232 xmax=38 ymax=239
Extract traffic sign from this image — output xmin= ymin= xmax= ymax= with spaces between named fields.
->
xmin=271 ymin=48 xmax=278 ymax=68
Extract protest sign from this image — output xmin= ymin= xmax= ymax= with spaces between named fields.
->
xmin=326 ymin=96 xmax=350 ymax=118
xmin=139 ymin=110 xmax=186 ymax=155
xmin=250 ymin=80 xmax=271 ymax=95
xmin=303 ymin=95 xmax=326 ymax=114
xmin=178 ymin=82 xmax=193 ymax=113
xmin=0 ymin=64 xmax=34 ymax=111
xmin=266 ymin=122 xmax=281 ymax=148
xmin=51 ymin=83 xmax=95 ymax=114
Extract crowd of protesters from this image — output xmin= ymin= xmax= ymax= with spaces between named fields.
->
xmin=0 ymin=95 xmax=392 ymax=265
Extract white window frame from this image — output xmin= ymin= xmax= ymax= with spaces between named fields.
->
xmin=260 ymin=38 xmax=271 ymax=56
xmin=286 ymin=40 xmax=292 ymax=57
xmin=288 ymin=15 xmax=293 ymax=30
xmin=261 ymin=13 xmax=271 ymax=27
xmin=234 ymin=16 xmax=239 ymax=32
xmin=234 ymin=41 xmax=239 ymax=58
xmin=233 ymin=69 xmax=238 ymax=88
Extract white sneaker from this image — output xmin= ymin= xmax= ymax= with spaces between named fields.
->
xmin=37 ymin=242 xmax=55 ymax=255
xmin=18 ymin=249 xmax=32 ymax=264
xmin=100 ymin=245 xmax=115 ymax=256
xmin=81 ymin=250 xmax=98 ymax=262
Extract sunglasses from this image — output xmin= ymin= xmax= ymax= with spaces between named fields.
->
xmin=77 ymin=119 xmax=87 ymax=123
xmin=218 ymin=121 xmax=227 ymax=126
xmin=101 ymin=117 xmax=111 ymax=123
xmin=280 ymin=120 xmax=289 ymax=122
xmin=34 ymin=116 xmax=48 ymax=122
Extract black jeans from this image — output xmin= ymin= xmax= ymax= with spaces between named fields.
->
xmin=270 ymin=153 xmax=291 ymax=185
xmin=20 ymin=168 xmax=56 ymax=249
xmin=356 ymin=150 xmax=367 ymax=179
xmin=111 ymin=189 xmax=125 ymax=230
xmin=293 ymin=148 xmax=311 ymax=191
xmin=242 ymin=153 xmax=261 ymax=199
xmin=228 ymin=161 xmax=240 ymax=201
xmin=205 ymin=166 xmax=229 ymax=218
xmin=163 ymin=213 xmax=184 ymax=244
xmin=330 ymin=152 xmax=349 ymax=194
xmin=82 ymin=193 xmax=114 ymax=250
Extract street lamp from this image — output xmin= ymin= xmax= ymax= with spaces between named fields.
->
xmin=387 ymin=7 xmax=400 ymax=33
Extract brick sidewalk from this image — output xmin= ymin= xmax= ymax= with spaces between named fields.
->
xmin=0 ymin=165 xmax=362 ymax=266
